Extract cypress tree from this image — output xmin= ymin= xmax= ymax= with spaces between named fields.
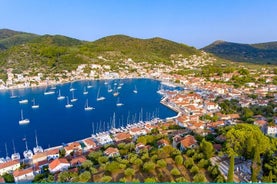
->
xmin=227 ymin=155 xmax=234 ymax=182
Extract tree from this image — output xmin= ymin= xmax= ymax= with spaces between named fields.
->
xmin=124 ymin=168 xmax=135 ymax=178
xmin=79 ymin=171 xmax=91 ymax=182
xmin=81 ymin=160 xmax=93 ymax=170
xmin=58 ymin=171 xmax=78 ymax=182
xmin=193 ymin=173 xmax=207 ymax=182
xmin=200 ymin=139 xmax=214 ymax=159
xmin=2 ymin=173 xmax=15 ymax=183
xmin=175 ymin=177 xmax=187 ymax=182
xmin=171 ymin=168 xmax=181 ymax=176
xmin=143 ymin=161 xmax=155 ymax=172
xmin=98 ymin=156 xmax=109 ymax=165
xmin=59 ymin=148 xmax=66 ymax=158
xmin=157 ymin=159 xmax=167 ymax=168
xmin=144 ymin=177 xmax=157 ymax=182
xmin=101 ymin=175 xmax=112 ymax=182
xmin=227 ymin=155 xmax=234 ymax=182
xmin=190 ymin=165 xmax=199 ymax=175
xmin=175 ymin=155 xmax=183 ymax=165
xmin=105 ymin=161 xmax=120 ymax=174
xmin=184 ymin=158 xmax=194 ymax=169
xmin=137 ymin=136 xmax=147 ymax=145
xmin=88 ymin=150 xmax=102 ymax=163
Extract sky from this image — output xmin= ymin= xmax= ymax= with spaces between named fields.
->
xmin=0 ymin=0 xmax=276 ymax=48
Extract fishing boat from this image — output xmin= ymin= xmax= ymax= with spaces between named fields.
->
xmin=23 ymin=139 xmax=33 ymax=160
xmin=57 ymin=89 xmax=65 ymax=100
xmin=33 ymin=131 xmax=43 ymax=154
xmin=96 ymin=88 xmax=105 ymax=101
xmin=31 ymin=98 xmax=39 ymax=109
xmin=65 ymin=96 xmax=73 ymax=108
xmin=116 ymin=98 xmax=124 ymax=107
xmin=70 ymin=91 xmax=78 ymax=102
xmin=83 ymin=87 xmax=88 ymax=95
xmin=11 ymin=140 xmax=20 ymax=160
xmin=133 ymin=85 xmax=138 ymax=94
xmin=84 ymin=99 xmax=94 ymax=111
xmin=19 ymin=109 xmax=30 ymax=125
xmin=19 ymin=99 xmax=28 ymax=104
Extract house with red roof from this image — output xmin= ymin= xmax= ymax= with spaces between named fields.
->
xmin=0 ymin=159 xmax=20 ymax=175
xmin=70 ymin=156 xmax=87 ymax=167
xmin=83 ymin=138 xmax=97 ymax=151
xmin=104 ymin=147 xmax=120 ymax=158
xmin=46 ymin=148 xmax=60 ymax=160
xmin=64 ymin=142 xmax=82 ymax=156
xmin=13 ymin=167 xmax=34 ymax=183
xmin=180 ymin=135 xmax=197 ymax=151
xmin=129 ymin=127 xmax=147 ymax=137
xmin=157 ymin=139 xmax=170 ymax=148
xmin=48 ymin=158 xmax=70 ymax=173
xmin=32 ymin=152 xmax=48 ymax=164
xmin=113 ymin=132 xmax=132 ymax=143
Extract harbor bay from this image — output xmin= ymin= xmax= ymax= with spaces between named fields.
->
xmin=0 ymin=78 xmax=177 ymax=158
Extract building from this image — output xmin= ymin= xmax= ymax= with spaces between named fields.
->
xmin=70 ymin=156 xmax=87 ymax=167
xmin=113 ymin=132 xmax=132 ymax=143
xmin=180 ymin=135 xmax=197 ymax=151
xmin=104 ymin=147 xmax=120 ymax=158
xmin=83 ymin=138 xmax=97 ymax=151
xmin=267 ymin=125 xmax=277 ymax=136
xmin=0 ymin=160 xmax=20 ymax=175
xmin=48 ymin=158 xmax=70 ymax=173
xmin=64 ymin=142 xmax=82 ymax=156
xmin=13 ymin=167 xmax=34 ymax=183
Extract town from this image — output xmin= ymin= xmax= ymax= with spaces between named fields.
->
xmin=0 ymin=51 xmax=276 ymax=182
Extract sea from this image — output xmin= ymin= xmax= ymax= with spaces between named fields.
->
xmin=0 ymin=78 xmax=177 ymax=158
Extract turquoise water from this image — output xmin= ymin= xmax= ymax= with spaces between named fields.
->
xmin=0 ymin=78 xmax=177 ymax=157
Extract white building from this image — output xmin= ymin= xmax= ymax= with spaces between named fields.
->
xmin=13 ymin=167 xmax=35 ymax=183
xmin=267 ymin=126 xmax=277 ymax=135
xmin=48 ymin=158 xmax=70 ymax=173
xmin=0 ymin=160 xmax=20 ymax=175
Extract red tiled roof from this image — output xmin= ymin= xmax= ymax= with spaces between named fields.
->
xmin=64 ymin=142 xmax=81 ymax=151
xmin=0 ymin=159 xmax=20 ymax=170
xmin=70 ymin=156 xmax=86 ymax=166
xmin=104 ymin=147 xmax=119 ymax=156
xmin=180 ymin=135 xmax=197 ymax=148
xmin=83 ymin=139 xmax=96 ymax=147
xmin=46 ymin=148 xmax=60 ymax=156
xmin=13 ymin=167 xmax=33 ymax=177
xmin=114 ymin=132 xmax=131 ymax=142
xmin=49 ymin=158 xmax=69 ymax=171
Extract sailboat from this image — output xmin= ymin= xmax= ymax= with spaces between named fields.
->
xmin=65 ymin=96 xmax=73 ymax=108
xmin=87 ymin=81 xmax=93 ymax=89
xmin=44 ymin=85 xmax=55 ymax=95
xmin=83 ymin=87 xmax=88 ymax=95
xmin=5 ymin=143 xmax=11 ymax=161
xmin=133 ymin=85 xmax=138 ymax=94
xmin=33 ymin=131 xmax=43 ymax=154
xmin=107 ymin=85 xmax=113 ymax=93
xmin=10 ymin=90 xmax=17 ymax=99
xmin=96 ymin=88 xmax=105 ymax=101
xmin=57 ymin=89 xmax=65 ymax=100
xmin=19 ymin=99 xmax=28 ymax=104
xmin=113 ymin=87 xmax=119 ymax=97
xmin=116 ymin=98 xmax=124 ymax=107
xmin=31 ymin=98 xmax=39 ymax=109
xmin=11 ymin=140 xmax=20 ymax=160
xmin=23 ymin=138 xmax=33 ymax=160
xmin=69 ymin=82 xmax=75 ymax=91
xmin=70 ymin=90 xmax=78 ymax=102
xmin=19 ymin=109 xmax=30 ymax=125
xmin=84 ymin=99 xmax=94 ymax=111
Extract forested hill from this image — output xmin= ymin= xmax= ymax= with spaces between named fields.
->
xmin=202 ymin=40 xmax=277 ymax=64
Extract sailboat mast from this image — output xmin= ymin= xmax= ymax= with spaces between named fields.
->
xmin=5 ymin=143 xmax=8 ymax=157
xmin=12 ymin=140 xmax=16 ymax=154
xmin=35 ymin=131 xmax=38 ymax=147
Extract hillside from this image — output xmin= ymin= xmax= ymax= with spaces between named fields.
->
xmin=0 ymin=29 xmax=38 ymax=49
xmin=0 ymin=30 xmax=201 ymax=76
xmin=202 ymin=40 xmax=277 ymax=64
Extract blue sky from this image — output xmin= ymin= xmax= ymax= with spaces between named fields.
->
xmin=1 ymin=0 xmax=276 ymax=48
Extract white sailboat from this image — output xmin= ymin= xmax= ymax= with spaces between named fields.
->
xmin=65 ymin=96 xmax=73 ymax=108
xmin=11 ymin=140 xmax=20 ymax=160
xmin=84 ymin=99 xmax=94 ymax=111
xmin=5 ymin=143 xmax=11 ymax=161
xmin=57 ymin=89 xmax=65 ymax=100
xmin=19 ymin=99 xmax=28 ymax=104
xmin=23 ymin=139 xmax=33 ymax=160
xmin=33 ymin=131 xmax=43 ymax=154
xmin=96 ymin=88 xmax=105 ymax=101
xmin=31 ymin=98 xmax=39 ymax=109
xmin=69 ymin=82 xmax=75 ymax=91
xmin=116 ymin=98 xmax=124 ymax=107
xmin=10 ymin=90 xmax=17 ymax=99
xmin=44 ymin=86 xmax=55 ymax=95
xmin=83 ymin=87 xmax=88 ymax=95
xmin=19 ymin=109 xmax=30 ymax=125
xmin=70 ymin=90 xmax=78 ymax=102
xmin=133 ymin=85 xmax=138 ymax=94
xmin=107 ymin=85 xmax=113 ymax=93
xmin=87 ymin=81 xmax=93 ymax=89
xmin=113 ymin=87 xmax=119 ymax=97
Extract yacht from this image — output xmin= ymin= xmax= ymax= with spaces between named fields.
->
xmin=96 ymin=88 xmax=105 ymax=101
xmin=84 ymin=99 xmax=94 ymax=111
xmin=65 ymin=96 xmax=73 ymax=108
xmin=33 ymin=131 xmax=43 ymax=154
xmin=11 ymin=140 xmax=20 ymax=160
xmin=19 ymin=109 xmax=30 ymax=125
xmin=70 ymin=91 xmax=78 ymax=102
xmin=133 ymin=85 xmax=138 ymax=94
xmin=19 ymin=99 xmax=28 ymax=104
xmin=23 ymin=139 xmax=33 ymax=160
xmin=83 ymin=87 xmax=88 ymax=95
xmin=31 ymin=98 xmax=39 ymax=109
xmin=57 ymin=89 xmax=65 ymax=100
xmin=116 ymin=98 xmax=124 ymax=107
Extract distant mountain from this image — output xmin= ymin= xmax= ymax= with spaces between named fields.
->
xmin=0 ymin=29 xmax=38 ymax=49
xmin=202 ymin=40 xmax=277 ymax=64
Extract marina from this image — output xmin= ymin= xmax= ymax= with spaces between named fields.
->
xmin=0 ymin=78 xmax=178 ymax=158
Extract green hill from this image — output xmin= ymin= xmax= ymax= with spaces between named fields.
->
xmin=0 ymin=29 xmax=38 ymax=49
xmin=0 ymin=30 xmax=201 ymax=75
xmin=202 ymin=40 xmax=277 ymax=64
